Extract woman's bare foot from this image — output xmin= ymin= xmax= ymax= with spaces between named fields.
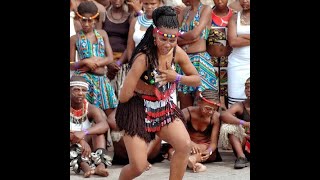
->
xmin=84 ymin=169 xmax=95 ymax=178
xmin=94 ymin=163 xmax=109 ymax=177
xmin=193 ymin=163 xmax=207 ymax=173
xmin=187 ymin=155 xmax=197 ymax=169
xmin=80 ymin=162 xmax=94 ymax=178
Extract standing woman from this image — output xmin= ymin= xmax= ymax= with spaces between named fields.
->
xmin=207 ymin=0 xmax=233 ymax=109
xmin=177 ymin=0 xmax=218 ymax=109
xmin=103 ymin=0 xmax=132 ymax=98
xmin=227 ymin=0 xmax=250 ymax=106
xmin=116 ymin=6 xmax=201 ymax=180
xmin=127 ymin=0 xmax=162 ymax=60
xmin=70 ymin=1 xmax=118 ymax=116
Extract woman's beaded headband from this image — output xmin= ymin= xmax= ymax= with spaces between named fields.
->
xmin=76 ymin=11 xmax=99 ymax=20
xmin=199 ymin=92 xmax=220 ymax=106
xmin=153 ymin=27 xmax=180 ymax=38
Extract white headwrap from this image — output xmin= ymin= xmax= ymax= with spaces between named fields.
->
xmin=70 ymin=81 xmax=89 ymax=89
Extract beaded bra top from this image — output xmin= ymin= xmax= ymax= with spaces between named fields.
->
xmin=139 ymin=47 xmax=177 ymax=100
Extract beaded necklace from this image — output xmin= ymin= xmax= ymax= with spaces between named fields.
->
xmin=70 ymin=99 xmax=88 ymax=126
xmin=138 ymin=14 xmax=153 ymax=28
xmin=240 ymin=11 xmax=250 ymax=25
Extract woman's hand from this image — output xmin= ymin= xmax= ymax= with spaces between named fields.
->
xmin=174 ymin=5 xmax=183 ymax=15
xmin=127 ymin=0 xmax=142 ymax=13
xmin=156 ymin=61 xmax=177 ymax=86
xmin=83 ymin=58 xmax=98 ymax=70
xmin=79 ymin=139 xmax=92 ymax=157
xmin=107 ymin=62 xmax=121 ymax=80
xmin=77 ymin=66 xmax=91 ymax=73
xmin=200 ymin=150 xmax=211 ymax=162
xmin=191 ymin=144 xmax=201 ymax=154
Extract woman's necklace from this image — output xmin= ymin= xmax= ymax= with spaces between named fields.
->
xmin=240 ymin=11 xmax=250 ymax=25
xmin=138 ymin=14 xmax=153 ymax=28
xmin=110 ymin=7 xmax=124 ymax=21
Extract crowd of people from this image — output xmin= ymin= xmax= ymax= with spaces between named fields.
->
xmin=70 ymin=0 xmax=250 ymax=178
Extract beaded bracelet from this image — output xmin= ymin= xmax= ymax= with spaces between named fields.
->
xmin=174 ymin=74 xmax=182 ymax=83
xmin=116 ymin=60 xmax=122 ymax=66
xmin=83 ymin=129 xmax=89 ymax=135
xmin=136 ymin=10 xmax=143 ymax=16
xmin=207 ymin=147 xmax=213 ymax=155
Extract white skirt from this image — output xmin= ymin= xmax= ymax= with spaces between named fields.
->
xmin=227 ymin=52 xmax=250 ymax=106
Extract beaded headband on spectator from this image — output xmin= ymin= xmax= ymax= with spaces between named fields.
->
xmin=70 ymin=81 xmax=89 ymax=89
xmin=153 ymin=27 xmax=180 ymax=38
xmin=199 ymin=92 xmax=220 ymax=106
xmin=76 ymin=11 xmax=99 ymax=20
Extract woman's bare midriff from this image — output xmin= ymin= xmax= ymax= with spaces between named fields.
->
xmin=135 ymin=80 xmax=156 ymax=96
xmin=186 ymin=39 xmax=207 ymax=53
xmin=207 ymin=45 xmax=232 ymax=57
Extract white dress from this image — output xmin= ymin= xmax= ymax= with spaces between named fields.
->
xmin=227 ymin=12 xmax=250 ymax=106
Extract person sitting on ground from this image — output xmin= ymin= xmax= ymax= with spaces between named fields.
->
xmin=219 ymin=77 xmax=250 ymax=169
xmin=70 ymin=76 xmax=111 ymax=177
xmin=164 ymin=89 xmax=223 ymax=173
xmin=107 ymin=109 xmax=164 ymax=170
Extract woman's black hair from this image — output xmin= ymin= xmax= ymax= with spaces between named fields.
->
xmin=198 ymin=89 xmax=227 ymax=111
xmin=77 ymin=1 xmax=99 ymax=20
xmin=128 ymin=6 xmax=179 ymax=69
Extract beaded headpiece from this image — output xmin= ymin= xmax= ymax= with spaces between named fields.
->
xmin=199 ymin=92 xmax=220 ymax=106
xmin=76 ymin=11 xmax=99 ymax=20
xmin=153 ymin=27 xmax=180 ymax=38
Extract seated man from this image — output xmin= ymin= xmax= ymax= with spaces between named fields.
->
xmin=70 ymin=76 xmax=111 ymax=177
xmin=220 ymin=77 xmax=250 ymax=169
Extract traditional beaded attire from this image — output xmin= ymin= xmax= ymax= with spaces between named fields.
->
xmin=73 ymin=29 xmax=118 ymax=110
xmin=177 ymin=3 xmax=218 ymax=94
xmin=115 ymin=48 xmax=184 ymax=142
xmin=70 ymin=99 xmax=112 ymax=173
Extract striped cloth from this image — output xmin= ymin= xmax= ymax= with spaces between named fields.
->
xmin=73 ymin=29 xmax=118 ymax=110
xmin=177 ymin=51 xmax=218 ymax=93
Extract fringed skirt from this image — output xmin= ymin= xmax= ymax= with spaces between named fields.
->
xmin=115 ymin=94 xmax=184 ymax=142
xmin=219 ymin=123 xmax=247 ymax=149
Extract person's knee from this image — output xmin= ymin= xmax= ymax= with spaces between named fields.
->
xmin=130 ymin=161 xmax=148 ymax=176
xmin=175 ymin=138 xmax=191 ymax=155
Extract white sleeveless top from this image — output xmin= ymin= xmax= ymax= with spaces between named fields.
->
xmin=229 ymin=12 xmax=250 ymax=63
xmin=133 ymin=20 xmax=147 ymax=47
xmin=70 ymin=100 xmax=92 ymax=131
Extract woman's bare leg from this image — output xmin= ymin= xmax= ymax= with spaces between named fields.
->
xmin=118 ymin=135 xmax=149 ymax=180
xmin=229 ymin=134 xmax=246 ymax=158
xmin=157 ymin=119 xmax=191 ymax=180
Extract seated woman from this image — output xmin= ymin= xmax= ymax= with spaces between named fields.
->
xmin=106 ymin=109 xmax=164 ymax=169
xmin=219 ymin=77 xmax=250 ymax=169
xmin=163 ymin=89 xmax=223 ymax=173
